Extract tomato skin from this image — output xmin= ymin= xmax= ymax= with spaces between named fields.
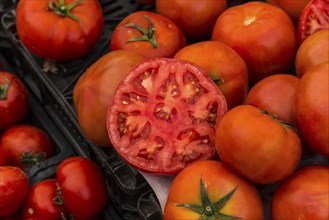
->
xmin=212 ymin=1 xmax=297 ymax=85
xmin=215 ymin=105 xmax=302 ymax=184
xmin=0 ymin=72 xmax=29 ymax=130
xmin=271 ymin=165 xmax=329 ymax=220
xmin=0 ymin=166 xmax=29 ymax=217
xmin=73 ymin=50 xmax=145 ymax=147
xmin=164 ymin=160 xmax=264 ymax=220
xmin=16 ymin=0 xmax=104 ymax=62
xmin=56 ymin=156 xmax=108 ymax=219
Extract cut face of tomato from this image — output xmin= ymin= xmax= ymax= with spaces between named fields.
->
xmin=107 ymin=58 xmax=227 ymax=174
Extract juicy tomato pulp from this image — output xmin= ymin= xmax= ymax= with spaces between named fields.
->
xmin=107 ymin=58 xmax=227 ymax=174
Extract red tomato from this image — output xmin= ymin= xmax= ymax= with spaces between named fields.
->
xmin=110 ymin=11 xmax=186 ymax=58
xmin=0 ymin=145 xmax=10 ymax=166
xmin=0 ymin=166 xmax=29 ymax=217
xmin=297 ymin=0 xmax=329 ymax=44
xmin=156 ymin=0 xmax=227 ymax=40
xmin=164 ymin=160 xmax=264 ymax=220
xmin=0 ymin=72 xmax=29 ymax=130
xmin=0 ymin=124 xmax=54 ymax=170
xmin=212 ymin=1 xmax=297 ymax=86
xmin=73 ymin=50 xmax=145 ymax=147
xmin=271 ymin=165 xmax=329 ymax=220
xmin=22 ymin=179 xmax=70 ymax=220
xmin=294 ymin=61 xmax=329 ymax=157
xmin=107 ymin=58 xmax=227 ymax=174
xmin=215 ymin=105 xmax=302 ymax=184
xmin=56 ymin=156 xmax=108 ymax=219
xmin=16 ymin=0 xmax=104 ymax=62
xmin=174 ymin=41 xmax=249 ymax=109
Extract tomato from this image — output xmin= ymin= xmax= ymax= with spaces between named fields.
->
xmin=215 ymin=105 xmax=302 ymax=184
xmin=164 ymin=160 xmax=264 ymax=220
xmin=212 ymin=1 xmax=297 ymax=86
xmin=156 ymin=0 xmax=227 ymax=40
xmin=297 ymin=0 xmax=329 ymax=44
xmin=294 ymin=61 xmax=329 ymax=157
xmin=73 ymin=50 xmax=145 ymax=147
xmin=0 ymin=124 xmax=54 ymax=170
xmin=16 ymin=0 xmax=104 ymax=62
xmin=110 ymin=11 xmax=186 ymax=59
xmin=271 ymin=164 xmax=329 ymax=220
xmin=0 ymin=72 xmax=29 ymax=130
xmin=0 ymin=145 xmax=10 ymax=166
xmin=295 ymin=29 xmax=329 ymax=77
xmin=22 ymin=179 xmax=70 ymax=220
xmin=56 ymin=156 xmax=108 ymax=219
xmin=174 ymin=41 xmax=249 ymax=110
xmin=0 ymin=166 xmax=29 ymax=217
xmin=107 ymin=58 xmax=227 ymax=174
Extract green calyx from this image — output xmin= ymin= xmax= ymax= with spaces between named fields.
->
xmin=20 ymin=151 xmax=46 ymax=169
xmin=124 ymin=15 xmax=158 ymax=48
xmin=209 ymin=72 xmax=224 ymax=87
xmin=176 ymin=178 xmax=240 ymax=220
xmin=48 ymin=0 xmax=84 ymax=22
xmin=260 ymin=109 xmax=298 ymax=134
xmin=0 ymin=76 xmax=10 ymax=100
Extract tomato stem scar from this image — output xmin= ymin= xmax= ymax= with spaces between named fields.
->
xmin=0 ymin=76 xmax=10 ymax=100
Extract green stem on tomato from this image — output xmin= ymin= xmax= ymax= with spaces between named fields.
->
xmin=48 ymin=0 xmax=84 ymax=22
xmin=0 ymin=76 xmax=10 ymax=100
xmin=260 ymin=109 xmax=299 ymax=134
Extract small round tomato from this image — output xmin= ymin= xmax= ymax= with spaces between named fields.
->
xmin=271 ymin=164 xmax=329 ymax=220
xmin=0 ymin=166 xmax=29 ymax=217
xmin=110 ymin=11 xmax=186 ymax=58
xmin=56 ymin=156 xmax=108 ymax=219
xmin=215 ymin=105 xmax=302 ymax=184
xmin=164 ymin=160 xmax=264 ymax=220
xmin=0 ymin=124 xmax=54 ymax=170
xmin=174 ymin=41 xmax=249 ymax=110
xmin=16 ymin=0 xmax=104 ymax=62
xmin=22 ymin=179 xmax=70 ymax=220
xmin=107 ymin=58 xmax=227 ymax=174
xmin=73 ymin=50 xmax=145 ymax=147
xmin=0 ymin=72 xmax=29 ymax=130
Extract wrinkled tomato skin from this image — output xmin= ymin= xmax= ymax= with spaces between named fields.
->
xmin=16 ymin=0 xmax=104 ymax=62
xmin=0 ymin=166 xmax=29 ymax=217
xmin=271 ymin=165 xmax=329 ymax=220
xmin=73 ymin=50 xmax=145 ymax=147
xmin=212 ymin=1 xmax=297 ymax=86
xmin=164 ymin=160 xmax=264 ymax=220
xmin=0 ymin=72 xmax=29 ymax=130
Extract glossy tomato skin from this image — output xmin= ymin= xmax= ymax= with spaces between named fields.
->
xmin=215 ymin=105 xmax=302 ymax=184
xmin=73 ymin=50 xmax=145 ymax=147
xmin=107 ymin=58 xmax=227 ymax=174
xmin=16 ymin=0 xmax=104 ymax=62
xmin=22 ymin=179 xmax=70 ymax=220
xmin=212 ymin=1 xmax=297 ymax=86
xmin=164 ymin=160 xmax=264 ymax=220
xmin=0 ymin=72 xmax=29 ymax=130
xmin=156 ymin=0 xmax=227 ymax=40
xmin=0 ymin=166 xmax=29 ymax=217
xmin=56 ymin=156 xmax=108 ymax=219
xmin=294 ymin=62 xmax=329 ymax=157
xmin=271 ymin=165 xmax=329 ymax=220
xmin=174 ymin=41 xmax=249 ymax=110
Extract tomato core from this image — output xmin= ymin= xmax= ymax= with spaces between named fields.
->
xmin=244 ymin=16 xmax=256 ymax=26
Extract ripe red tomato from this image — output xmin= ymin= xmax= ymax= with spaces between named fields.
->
xmin=164 ymin=160 xmax=264 ymax=220
xmin=212 ymin=1 xmax=297 ymax=85
xmin=56 ymin=156 xmax=108 ymax=219
xmin=156 ymin=0 xmax=227 ymax=40
xmin=107 ymin=58 xmax=227 ymax=174
xmin=73 ymin=50 xmax=145 ymax=147
xmin=110 ymin=11 xmax=186 ymax=58
xmin=297 ymin=0 xmax=329 ymax=44
xmin=16 ymin=0 xmax=104 ymax=62
xmin=0 ymin=124 xmax=54 ymax=170
xmin=0 ymin=166 xmax=29 ymax=217
xmin=215 ymin=105 xmax=302 ymax=184
xmin=294 ymin=61 xmax=329 ymax=157
xmin=174 ymin=41 xmax=249 ymax=110
xmin=0 ymin=72 xmax=29 ymax=130
xmin=22 ymin=179 xmax=70 ymax=220
xmin=271 ymin=164 xmax=329 ymax=220
xmin=0 ymin=145 xmax=10 ymax=166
